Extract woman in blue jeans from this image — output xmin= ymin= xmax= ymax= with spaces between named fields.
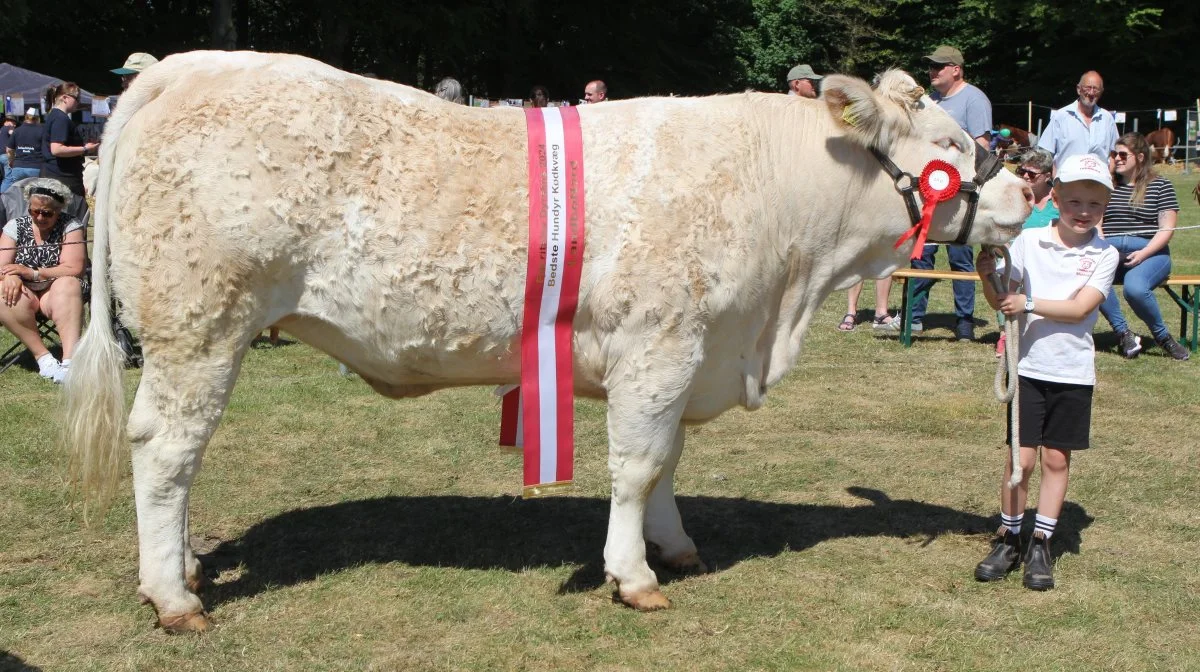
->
xmin=1099 ymin=132 xmax=1188 ymax=360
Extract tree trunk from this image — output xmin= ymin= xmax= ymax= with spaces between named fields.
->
xmin=211 ymin=0 xmax=236 ymax=49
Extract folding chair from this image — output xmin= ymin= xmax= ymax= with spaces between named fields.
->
xmin=0 ymin=313 xmax=60 ymax=374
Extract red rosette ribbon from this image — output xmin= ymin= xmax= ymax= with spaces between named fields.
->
xmin=893 ymin=160 xmax=962 ymax=259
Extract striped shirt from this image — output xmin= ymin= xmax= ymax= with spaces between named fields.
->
xmin=1102 ymin=177 xmax=1179 ymax=239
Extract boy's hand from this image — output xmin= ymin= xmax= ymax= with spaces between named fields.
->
xmin=975 ymin=249 xmax=997 ymax=279
xmin=996 ymin=293 xmax=1028 ymax=317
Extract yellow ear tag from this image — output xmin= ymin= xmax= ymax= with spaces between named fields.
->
xmin=842 ymin=106 xmax=859 ymax=128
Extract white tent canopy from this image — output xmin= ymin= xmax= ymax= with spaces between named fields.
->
xmin=0 ymin=63 xmax=99 ymax=115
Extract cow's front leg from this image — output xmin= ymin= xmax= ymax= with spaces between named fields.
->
xmin=644 ymin=422 xmax=706 ymax=574
xmin=603 ymin=388 xmax=687 ymax=611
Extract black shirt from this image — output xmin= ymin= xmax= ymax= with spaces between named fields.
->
xmin=42 ymin=108 xmax=84 ymax=177
xmin=1102 ymin=177 xmax=1179 ymax=239
xmin=8 ymin=122 xmax=45 ymax=168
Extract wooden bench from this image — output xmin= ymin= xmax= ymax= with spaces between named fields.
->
xmin=891 ymin=268 xmax=1200 ymax=352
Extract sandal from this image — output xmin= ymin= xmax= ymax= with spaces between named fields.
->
xmin=838 ymin=313 xmax=857 ymax=331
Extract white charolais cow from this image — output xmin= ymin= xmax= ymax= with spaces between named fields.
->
xmin=63 ymin=51 xmax=1031 ymax=632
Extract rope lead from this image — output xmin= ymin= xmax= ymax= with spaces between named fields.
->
xmin=984 ymin=244 xmax=1022 ymax=489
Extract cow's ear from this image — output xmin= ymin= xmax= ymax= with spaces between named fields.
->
xmin=822 ymin=75 xmax=887 ymax=149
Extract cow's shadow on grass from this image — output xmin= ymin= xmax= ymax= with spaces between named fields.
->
xmin=200 ymin=487 xmax=1092 ymax=607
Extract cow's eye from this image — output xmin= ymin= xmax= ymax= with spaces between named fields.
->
xmin=936 ymin=137 xmax=961 ymax=152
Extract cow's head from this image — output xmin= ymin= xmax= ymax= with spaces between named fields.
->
xmin=822 ymin=70 xmax=1030 ymax=246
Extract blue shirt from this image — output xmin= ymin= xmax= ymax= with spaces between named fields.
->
xmin=1024 ymin=201 xmax=1059 ymax=230
xmin=931 ymin=83 xmax=992 ymax=140
xmin=1036 ymin=102 xmax=1119 ymax=168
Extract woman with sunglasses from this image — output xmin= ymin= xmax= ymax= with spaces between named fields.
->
xmin=1015 ymin=148 xmax=1057 ymax=228
xmin=1098 ymin=132 xmax=1187 ymax=360
xmin=0 ymin=178 xmax=88 ymax=383
xmin=39 ymin=82 xmax=99 ymax=197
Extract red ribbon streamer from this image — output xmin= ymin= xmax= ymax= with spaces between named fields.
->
xmin=893 ymin=160 xmax=962 ymax=259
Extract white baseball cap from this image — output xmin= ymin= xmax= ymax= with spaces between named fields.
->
xmin=1054 ymin=154 xmax=1112 ymax=191
xmin=25 ymin=107 xmax=38 ymax=117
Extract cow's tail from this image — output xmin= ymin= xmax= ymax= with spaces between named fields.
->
xmin=61 ymin=69 xmax=170 ymax=522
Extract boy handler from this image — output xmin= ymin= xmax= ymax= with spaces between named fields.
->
xmin=973 ymin=154 xmax=1119 ymax=590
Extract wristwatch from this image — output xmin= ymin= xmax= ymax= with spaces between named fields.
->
xmin=33 ymin=269 xmax=40 ymax=282
xmin=1024 ymin=297 xmax=1035 ymax=314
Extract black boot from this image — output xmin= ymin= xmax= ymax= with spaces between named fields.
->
xmin=1022 ymin=531 xmax=1055 ymax=590
xmin=974 ymin=527 xmax=1022 ymax=581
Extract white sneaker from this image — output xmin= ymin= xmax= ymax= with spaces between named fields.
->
xmin=38 ymin=357 xmax=67 ymax=384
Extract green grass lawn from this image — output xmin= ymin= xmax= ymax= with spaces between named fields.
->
xmin=1 ymin=176 xmax=1198 ymax=671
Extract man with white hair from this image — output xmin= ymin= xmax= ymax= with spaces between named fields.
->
xmin=3 ymin=108 xmax=44 ymax=193
xmin=1037 ymin=71 xmax=1118 ymax=168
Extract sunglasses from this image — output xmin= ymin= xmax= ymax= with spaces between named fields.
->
xmin=1017 ymin=168 xmax=1045 ymax=179
xmin=1109 ymin=150 xmax=1131 ymax=161
xmin=29 ymin=208 xmax=58 ymax=218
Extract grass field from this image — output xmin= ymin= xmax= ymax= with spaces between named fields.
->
xmin=1 ymin=176 xmax=1198 ymax=671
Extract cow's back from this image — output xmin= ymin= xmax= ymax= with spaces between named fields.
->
xmin=102 ymin=52 xmax=791 ymax=397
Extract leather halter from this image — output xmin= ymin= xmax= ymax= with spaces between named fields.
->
xmin=871 ymin=144 xmax=1004 ymax=245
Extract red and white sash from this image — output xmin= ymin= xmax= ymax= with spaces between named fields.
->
xmin=499 ymin=106 xmax=586 ymax=497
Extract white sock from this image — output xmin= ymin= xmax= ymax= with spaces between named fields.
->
xmin=1034 ymin=514 xmax=1057 ymax=539
xmin=1000 ymin=512 xmax=1023 ymax=535
xmin=60 ymin=358 xmax=72 ymax=369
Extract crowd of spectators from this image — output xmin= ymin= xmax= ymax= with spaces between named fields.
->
xmin=1 ymin=52 xmax=156 ymax=383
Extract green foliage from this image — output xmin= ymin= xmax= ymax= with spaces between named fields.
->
xmin=0 ymin=0 xmax=1195 ymax=109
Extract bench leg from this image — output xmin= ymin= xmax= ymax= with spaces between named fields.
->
xmin=900 ymin=278 xmax=913 ymax=346
xmin=1163 ymin=285 xmax=1199 ymax=353
xmin=1186 ymin=285 xmax=1199 ymax=353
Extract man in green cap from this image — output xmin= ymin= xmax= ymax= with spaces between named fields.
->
xmin=909 ymin=44 xmax=993 ymax=342
xmin=786 ymin=64 xmax=823 ymax=99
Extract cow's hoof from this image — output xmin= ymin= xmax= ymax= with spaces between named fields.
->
xmin=619 ymin=588 xmax=671 ymax=611
xmin=662 ymin=551 xmax=709 ymax=575
xmin=159 ymin=611 xmax=211 ymax=634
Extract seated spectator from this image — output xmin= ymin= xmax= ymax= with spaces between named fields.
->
xmin=530 ymin=85 xmax=550 ymax=108
xmin=1098 ymin=132 xmax=1188 ymax=360
xmin=0 ymin=178 xmax=88 ymax=383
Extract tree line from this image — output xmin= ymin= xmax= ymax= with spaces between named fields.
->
xmin=2 ymin=0 xmax=1197 ymax=129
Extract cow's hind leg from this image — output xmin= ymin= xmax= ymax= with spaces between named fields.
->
xmin=603 ymin=382 xmax=690 ymax=611
xmin=128 ymin=348 xmax=247 ymax=633
xmin=644 ymin=422 xmax=706 ymax=575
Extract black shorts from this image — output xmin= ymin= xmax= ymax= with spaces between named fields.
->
xmin=1005 ymin=376 xmax=1094 ymax=450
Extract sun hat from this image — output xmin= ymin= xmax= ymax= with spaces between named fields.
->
xmin=1054 ymin=154 xmax=1113 ymax=191
xmin=787 ymin=64 xmax=824 ymax=82
xmin=922 ymin=46 xmax=964 ymax=66
xmin=111 ymin=53 xmax=159 ymax=75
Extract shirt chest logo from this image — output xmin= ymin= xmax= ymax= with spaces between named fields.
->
xmin=1077 ymin=257 xmax=1096 ymax=276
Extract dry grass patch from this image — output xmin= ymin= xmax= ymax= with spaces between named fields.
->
xmin=1 ymin=176 xmax=1198 ymax=670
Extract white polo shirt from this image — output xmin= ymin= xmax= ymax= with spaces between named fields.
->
xmin=1008 ymin=225 xmax=1118 ymax=386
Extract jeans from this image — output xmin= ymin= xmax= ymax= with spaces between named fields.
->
xmin=0 ymin=166 xmax=41 ymax=195
xmin=909 ymin=243 xmax=976 ymax=323
xmin=1098 ymin=235 xmax=1172 ymax=341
